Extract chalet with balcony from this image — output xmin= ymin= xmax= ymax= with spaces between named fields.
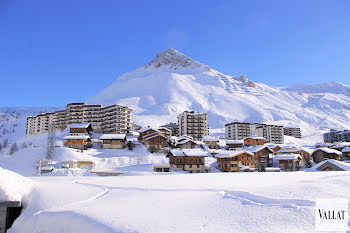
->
xmin=245 ymin=145 xmax=273 ymax=168
xmin=69 ymin=123 xmax=92 ymax=136
xmin=243 ymin=135 xmax=266 ymax=146
xmin=311 ymin=148 xmax=342 ymax=163
xmin=166 ymin=148 xmax=208 ymax=173
xmin=202 ymin=136 xmax=220 ymax=149
xmin=275 ymin=154 xmax=301 ymax=171
xmin=226 ymin=140 xmax=244 ymax=151
xmin=100 ymin=134 xmax=126 ymax=149
xmin=63 ymin=135 xmax=92 ymax=150
xmin=216 ymin=150 xmax=254 ymax=172
xmin=158 ymin=127 xmax=172 ymax=139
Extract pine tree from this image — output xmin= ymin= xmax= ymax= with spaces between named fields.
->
xmin=9 ymin=142 xmax=18 ymax=155
xmin=3 ymin=138 xmax=8 ymax=148
xmin=127 ymin=141 xmax=134 ymax=151
xmin=21 ymin=142 xmax=27 ymax=149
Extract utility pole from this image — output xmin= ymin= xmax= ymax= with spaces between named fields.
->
xmin=46 ymin=123 xmax=56 ymax=164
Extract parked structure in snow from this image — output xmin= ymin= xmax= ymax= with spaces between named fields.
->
xmin=284 ymin=127 xmax=302 ymax=138
xmin=311 ymin=148 xmax=342 ymax=163
xmin=215 ymin=151 xmax=255 ymax=172
xmin=100 ymin=134 xmax=126 ymax=149
xmin=178 ymin=110 xmax=209 ymax=141
xmin=225 ymin=122 xmax=284 ymax=144
xmin=166 ymin=148 xmax=208 ymax=173
xmin=323 ymin=129 xmax=350 ymax=143
xmin=26 ymin=102 xmax=132 ymax=136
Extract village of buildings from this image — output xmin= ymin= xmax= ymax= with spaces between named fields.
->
xmin=26 ymin=102 xmax=350 ymax=175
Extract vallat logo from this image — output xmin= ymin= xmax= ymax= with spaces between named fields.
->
xmin=315 ymin=198 xmax=349 ymax=232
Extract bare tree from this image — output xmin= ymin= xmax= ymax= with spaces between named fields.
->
xmin=3 ymin=138 xmax=8 ymax=148
xmin=9 ymin=142 xmax=18 ymax=155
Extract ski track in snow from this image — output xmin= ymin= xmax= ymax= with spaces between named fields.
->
xmin=71 ymin=180 xmax=314 ymax=210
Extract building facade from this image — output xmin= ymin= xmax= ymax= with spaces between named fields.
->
xmin=323 ymin=129 xmax=350 ymax=143
xmin=26 ymin=102 xmax=132 ymax=136
xmin=178 ymin=111 xmax=209 ymax=141
xmin=284 ymin=127 xmax=302 ymax=138
xmin=225 ymin=122 xmax=284 ymax=144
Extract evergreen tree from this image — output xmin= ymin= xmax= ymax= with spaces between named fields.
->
xmin=21 ymin=142 xmax=27 ymax=149
xmin=127 ymin=141 xmax=134 ymax=151
xmin=9 ymin=142 xmax=18 ymax=155
xmin=3 ymin=138 xmax=8 ymax=148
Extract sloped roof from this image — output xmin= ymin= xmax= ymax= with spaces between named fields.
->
xmin=312 ymin=148 xmax=342 ymax=155
xmin=314 ymin=159 xmax=350 ymax=171
xmin=100 ymin=134 xmax=126 ymax=140
xmin=69 ymin=123 xmax=91 ymax=129
xmin=243 ymin=136 xmax=266 ymax=140
xmin=168 ymin=148 xmax=208 ymax=157
xmin=244 ymin=145 xmax=273 ymax=153
xmin=226 ymin=140 xmax=244 ymax=144
xmin=202 ymin=136 xmax=219 ymax=142
xmin=63 ymin=135 xmax=90 ymax=140
xmin=275 ymin=153 xmax=301 ymax=160
xmin=139 ymin=127 xmax=161 ymax=134
xmin=215 ymin=150 xmax=254 ymax=158
xmin=342 ymin=147 xmax=350 ymax=152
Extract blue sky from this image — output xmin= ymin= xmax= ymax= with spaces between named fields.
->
xmin=0 ymin=0 xmax=349 ymax=107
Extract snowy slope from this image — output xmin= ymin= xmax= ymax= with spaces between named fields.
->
xmin=88 ymin=49 xmax=350 ymax=136
xmin=0 ymin=107 xmax=60 ymax=155
xmin=8 ymin=171 xmax=350 ymax=233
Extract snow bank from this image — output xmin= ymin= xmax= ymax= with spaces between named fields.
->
xmin=0 ymin=167 xmax=33 ymax=202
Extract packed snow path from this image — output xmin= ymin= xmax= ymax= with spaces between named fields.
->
xmin=8 ymin=171 xmax=350 ymax=233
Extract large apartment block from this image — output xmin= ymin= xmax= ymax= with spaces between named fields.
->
xmin=284 ymin=127 xmax=302 ymax=138
xmin=323 ymin=129 xmax=350 ymax=143
xmin=225 ymin=122 xmax=284 ymax=144
xmin=178 ymin=111 xmax=208 ymax=140
xmin=27 ymin=102 xmax=132 ymax=136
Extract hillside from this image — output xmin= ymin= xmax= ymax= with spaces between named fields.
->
xmin=87 ymin=49 xmax=350 ymax=137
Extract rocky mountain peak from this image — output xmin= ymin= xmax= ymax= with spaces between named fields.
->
xmin=145 ymin=48 xmax=204 ymax=70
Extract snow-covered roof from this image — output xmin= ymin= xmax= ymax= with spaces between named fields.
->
xmin=315 ymin=142 xmax=333 ymax=147
xmin=226 ymin=140 xmax=244 ymax=144
xmin=139 ymin=127 xmax=160 ymax=134
xmin=244 ymin=145 xmax=272 ymax=153
xmin=176 ymin=139 xmax=196 ymax=145
xmin=342 ymin=147 xmax=350 ymax=153
xmin=158 ymin=127 xmax=172 ymax=132
xmin=169 ymin=148 xmax=208 ymax=157
xmin=153 ymin=164 xmax=171 ymax=168
xmin=143 ymin=133 xmax=167 ymax=141
xmin=333 ymin=142 xmax=350 ymax=149
xmin=69 ymin=123 xmax=91 ymax=129
xmin=314 ymin=159 xmax=350 ymax=171
xmin=63 ymin=135 xmax=90 ymax=140
xmin=312 ymin=148 xmax=342 ymax=155
xmin=202 ymin=136 xmax=219 ymax=142
xmin=275 ymin=153 xmax=301 ymax=160
xmin=215 ymin=150 xmax=254 ymax=158
xmin=243 ymin=136 xmax=266 ymax=140
xmin=278 ymin=148 xmax=301 ymax=153
xmin=100 ymin=134 xmax=126 ymax=140
xmin=177 ymin=135 xmax=194 ymax=141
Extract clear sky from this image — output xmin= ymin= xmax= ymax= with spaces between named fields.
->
xmin=0 ymin=0 xmax=349 ymax=107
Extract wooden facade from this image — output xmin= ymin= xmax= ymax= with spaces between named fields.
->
xmin=216 ymin=151 xmax=254 ymax=172
xmin=158 ymin=128 xmax=172 ymax=139
xmin=63 ymin=137 xmax=92 ymax=150
xmin=275 ymin=154 xmax=301 ymax=171
xmin=166 ymin=149 xmax=207 ymax=173
xmin=311 ymin=149 xmax=341 ymax=163
xmin=100 ymin=134 xmax=126 ymax=149
xmin=244 ymin=137 xmax=265 ymax=146
xmin=176 ymin=139 xmax=197 ymax=149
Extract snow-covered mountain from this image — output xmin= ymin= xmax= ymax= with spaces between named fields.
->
xmin=88 ymin=48 xmax=350 ymax=136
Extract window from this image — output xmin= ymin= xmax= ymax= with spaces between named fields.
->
xmin=197 ymin=165 xmax=200 ymax=168
xmin=189 ymin=165 xmax=192 ymax=168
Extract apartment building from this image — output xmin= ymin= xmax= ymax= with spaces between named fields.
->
xmin=256 ymin=124 xmax=284 ymax=144
xmin=178 ymin=111 xmax=208 ymax=141
xmin=225 ymin=122 xmax=284 ymax=144
xmin=27 ymin=102 xmax=132 ymax=136
xmin=323 ymin=129 xmax=350 ymax=143
xmin=284 ymin=127 xmax=302 ymax=138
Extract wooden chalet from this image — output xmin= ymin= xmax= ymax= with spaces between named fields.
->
xmin=138 ymin=127 xmax=161 ymax=141
xmin=315 ymin=159 xmax=350 ymax=171
xmin=138 ymin=127 xmax=168 ymax=151
xmin=216 ymin=150 xmax=254 ymax=172
xmin=311 ymin=148 xmax=342 ymax=163
xmin=158 ymin=127 xmax=172 ymax=139
xmin=69 ymin=123 xmax=92 ymax=136
xmin=166 ymin=148 xmax=208 ymax=173
xmin=275 ymin=154 xmax=301 ymax=171
xmin=202 ymin=136 xmax=220 ymax=149
xmin=63 ymin=135 xmax=92 ymax=150
xmin=342 ymin=147 xmax=350 ymax=161
xmin=267 ymin=144 xmax=281 ymax=155
xmin=100 ymin=134 xmax=126 ymax=149
xmin=243 ymin=135 xmax=266 ymax=146
xmin=226 ymin=140 xmax=244 ymax=151
xmin=278 ymin=147 xmax=311 ymax=164
xmin=245 ymin=145 xmax=273 ymax=168
xmin=176 ymin=138 xmax=197 ymax=149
